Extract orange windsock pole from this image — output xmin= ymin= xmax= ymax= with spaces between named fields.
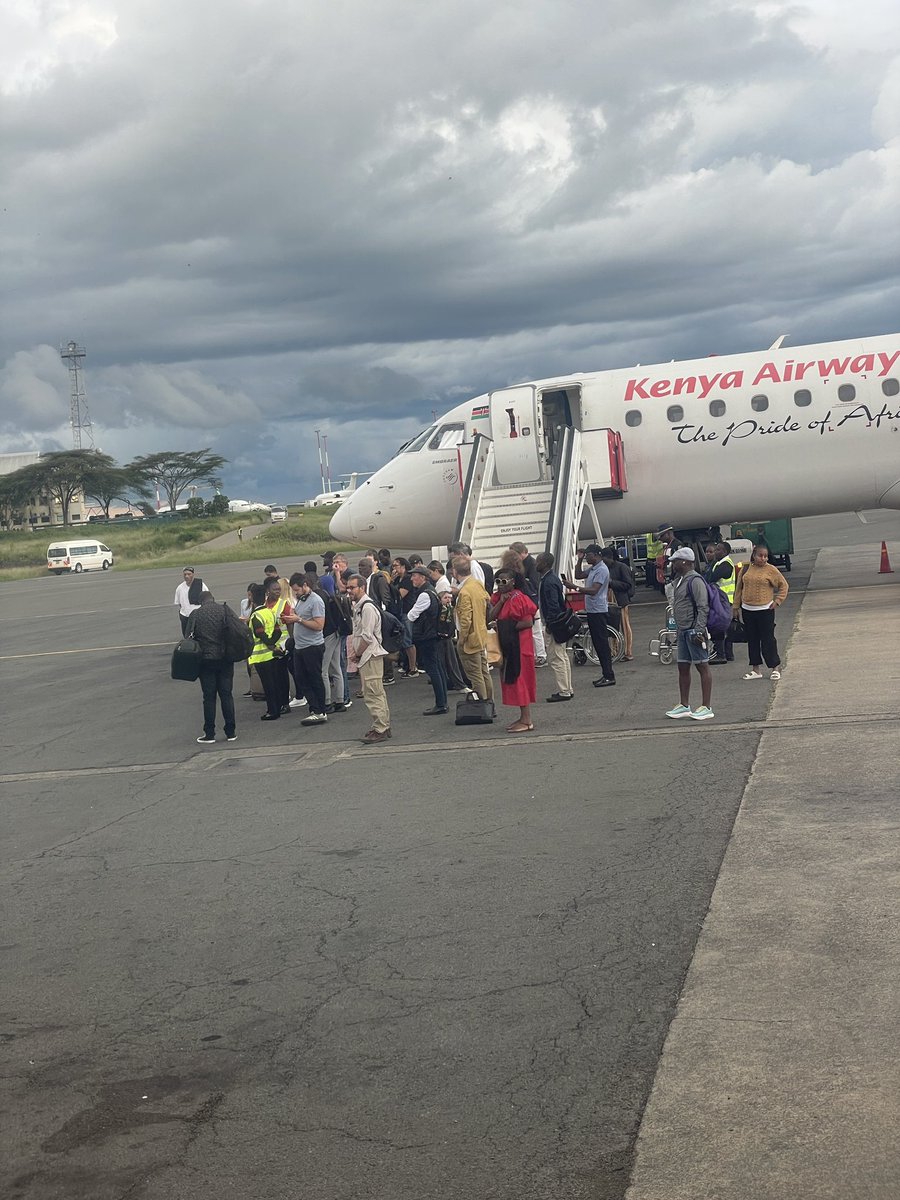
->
xmin=879 ymin=541 xmax=893 ymax=574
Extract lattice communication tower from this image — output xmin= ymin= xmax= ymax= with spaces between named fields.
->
xmin=60 ymin=341 xmax=95 ymax=449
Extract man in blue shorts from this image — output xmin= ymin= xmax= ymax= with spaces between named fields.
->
xmin=666 ymin=547 xmax=714 ymax=721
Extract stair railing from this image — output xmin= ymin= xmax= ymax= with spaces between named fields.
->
xmin=546 ymin=428 xmax=605 ymax=581
xmin=453 ymin=433 xmax=493 ymax=548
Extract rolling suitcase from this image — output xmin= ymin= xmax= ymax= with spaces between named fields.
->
xmin=249 ymin=664 xmax=267 ymax=700
xmin=455 ymin=694 xmax=495 ymax=725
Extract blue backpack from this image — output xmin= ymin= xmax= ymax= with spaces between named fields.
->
xmin=688 ymin=575 xmax=732 ymax=635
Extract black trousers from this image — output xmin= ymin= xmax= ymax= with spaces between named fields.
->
xmin=440 ymin=637 xmax=468 ymax=690
xmin=198 ymin=660 xmax=236 ymax=738
xmin=293 ymin=643 xmax=327 ymax=714
xmin=742 ymin=608 xmax=780 ymax=669
xmin=180 ymin=613 xmax=190 ymax=635
xmin=416 ymin=638 xmax=448 ymax=709
xmin=254 ymin=658 xmax=283 ymax=717
xmin=586 ymin=612 xmax=615 ymax=681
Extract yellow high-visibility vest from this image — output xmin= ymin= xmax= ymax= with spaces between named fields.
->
xmin=717 ymin=556 xmax=737 ymax=603
xmin=248 ymin=604 xmax=278 ymax=665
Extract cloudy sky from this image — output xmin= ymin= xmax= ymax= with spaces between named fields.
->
xmin=2 ymin=0 xmax=898 ymax=502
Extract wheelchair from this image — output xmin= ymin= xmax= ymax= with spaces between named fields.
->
xmin=649 ymin=605 xmax=677 ymax=665
xmin=570 ymin=611 xmax=625 ymax=668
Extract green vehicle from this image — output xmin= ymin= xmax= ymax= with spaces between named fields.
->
xmin=727 ymin=518 xmax=794 ymax=571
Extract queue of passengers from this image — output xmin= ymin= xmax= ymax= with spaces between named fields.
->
xmin=179 ymin=532 xmax=789 ymax=744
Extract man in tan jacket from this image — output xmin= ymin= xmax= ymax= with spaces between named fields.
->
xmin=346 ymin=574 xmax=392 ymax=743
xmin=452 ymin=556 xmax=493 ymax=702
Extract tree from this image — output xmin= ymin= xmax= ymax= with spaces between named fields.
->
xmin=205 ymin=493 xmax=229 ymax=517
xmin=16 ymin=450 xmax=116 ymax=526
xmin=84 ymin=463 xmax=152 ymax=519
xmin=131 ymin=450 xmax=227 ymax=512
xmin=0 ymin=471 xmax=33 ymax=530
xmin=186 ymin=497 xmax=206 ymax=519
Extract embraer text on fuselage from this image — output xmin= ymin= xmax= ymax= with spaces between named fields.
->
xmin=622 ymin=350 xmax=900 ymax=403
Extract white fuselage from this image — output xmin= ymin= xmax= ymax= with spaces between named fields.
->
xmin=329 ymin=333 xmax=900 ymax=548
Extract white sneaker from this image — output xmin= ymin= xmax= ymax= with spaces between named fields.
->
xmin=288 ymin=697 xmax=308 ymax=708
xmin=691 ymin=706 xmax=715 ymax=721
xmin=665 ymin=704 xmax=693 ymax=719
xmin=301 ymin=712 xmax=327 ymax=725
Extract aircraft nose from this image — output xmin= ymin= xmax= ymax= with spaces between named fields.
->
xmin=328 ymin=501 xmax=354 ymax=541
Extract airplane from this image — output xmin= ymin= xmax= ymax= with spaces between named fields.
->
xmin=309 ymin=472 xmax=370 ymax=509
xmin=328 ymin=332 xmax=900 ymax=554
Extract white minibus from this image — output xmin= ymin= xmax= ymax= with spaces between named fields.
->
xmin=47 ymin=540 xmax=115 ymax=575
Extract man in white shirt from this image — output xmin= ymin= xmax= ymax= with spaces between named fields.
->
xmin=174 ymin=567 xmax=210 ymax=634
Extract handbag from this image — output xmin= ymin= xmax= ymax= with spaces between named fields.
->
xmin=548 ymin=609 xmax=581 ymax=644
xmin=455 ymin=694 xmax=495 ymax=725
xmin=485 ymin=627 xmax=503 ymax=666
xmin=171 ymin=635 xmax=203 ymax=681
xmin=728 ymin=617 xmax=748 ymax=643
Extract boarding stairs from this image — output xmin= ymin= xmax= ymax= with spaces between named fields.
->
xmin=453 ymin=428 xmax=605 ymax=577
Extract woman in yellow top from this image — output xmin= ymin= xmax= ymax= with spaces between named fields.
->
xmin=733 ymin=545 xmax=789 ymax=681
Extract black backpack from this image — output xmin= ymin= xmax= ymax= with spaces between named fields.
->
xmin=222 ymin=602 xmax=254 ymax=663
xmin=478 ymin=561 xmax=494 ymax=594
xmin=327 ymin=594 xmax=353 ymax=638
xmin=378 ymin=608 xmax=405 ymax=654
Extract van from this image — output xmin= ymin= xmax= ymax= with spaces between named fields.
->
xmin=47 ymin=540 xmax=114 ymax=575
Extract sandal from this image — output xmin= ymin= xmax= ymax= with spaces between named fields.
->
xmin=770 ymin=669 xmax=781 ymax=680
xmin=507 ymin=722 xmax=534 ymax=733
xmin=623 ymin=654 xmax=634 ymax=661
xmin=742 ymin=670 xmax=763 ymax=680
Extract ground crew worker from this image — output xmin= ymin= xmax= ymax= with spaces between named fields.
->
xmin=248 ymin=580 xmax=286 ymax=720
xmin=705 ymin=541 xmax=736 ymax=662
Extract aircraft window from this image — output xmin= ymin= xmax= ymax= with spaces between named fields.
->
xmin=428 ymin=423 xmax=466 ymax=450
xmin=750 ymin=394 xmax=769 ymax=412
xmin=838 ymin=384 xmax=856 ymax=402
xmin=793 ymin=389 xmax=812 ymax=407
xmin=882 ymin=378 xmax=899 ymax=397
xmin=625 ymin=410 xmax=642 ymax=427
xmin=402 ymin=424 xmax=438 ymax=453
xmin=708 ymin=399 xmax=726 ymax=417
xmin=666 ymin=405 xmax=684 ymax=423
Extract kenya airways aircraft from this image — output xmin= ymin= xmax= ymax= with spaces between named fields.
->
xmin=328 ymin=333 xmax=900 ymax=548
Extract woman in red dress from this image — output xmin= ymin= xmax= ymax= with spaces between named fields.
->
xmin=489 ymin=569 xmax=537 ymax=733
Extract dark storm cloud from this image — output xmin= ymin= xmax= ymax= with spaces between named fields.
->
xmin=1 ymin=0 xmax=898 ymax=499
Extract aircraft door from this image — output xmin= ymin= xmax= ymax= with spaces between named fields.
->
xmin=489 ymin=385 xmax=543 ymax=484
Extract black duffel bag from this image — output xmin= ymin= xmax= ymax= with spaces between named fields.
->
xmin=728 ymin=617 xmax=748 ymax=643
xmin=171 ymin=636 xmax=203 ymax=681
xmin=455 ymin=695 xmax=495 ymax=725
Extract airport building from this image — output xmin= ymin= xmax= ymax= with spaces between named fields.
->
xmin=0 ymin=452 xmax=86 ymax=530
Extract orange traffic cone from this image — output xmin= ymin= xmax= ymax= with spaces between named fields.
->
xmin=879 ymin=541 xmax=893 ymax=574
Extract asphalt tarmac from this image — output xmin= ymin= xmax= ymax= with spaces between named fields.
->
xmin=1 ymin=511 xmax=897 ymax=1200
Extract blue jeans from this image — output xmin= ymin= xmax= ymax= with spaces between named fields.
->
xmin=416 ymin=638 xmax=447 ymax=709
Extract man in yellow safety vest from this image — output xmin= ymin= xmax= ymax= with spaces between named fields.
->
xmin=705 ymin=541 xmax=737 ymax=662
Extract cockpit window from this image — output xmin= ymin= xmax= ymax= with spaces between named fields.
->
xmin=428 ymin=423 xmax=466 ymax=450
xmin=401 ymin=424 xmax=438 ymax=453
